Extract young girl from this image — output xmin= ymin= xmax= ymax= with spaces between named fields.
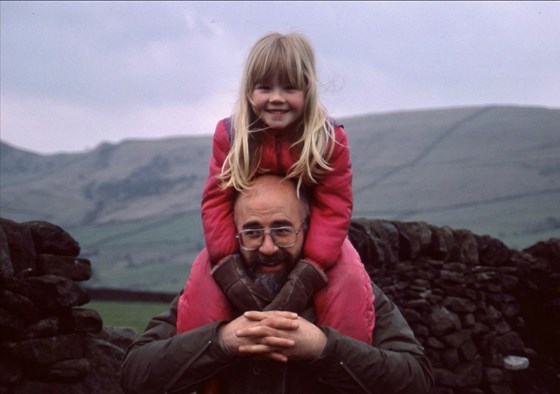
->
xmin=177 ymin=32 xmax=374 ymax=343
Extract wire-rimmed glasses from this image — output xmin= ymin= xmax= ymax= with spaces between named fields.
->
xmin=236 ymin=223 xmax=304 ymax=251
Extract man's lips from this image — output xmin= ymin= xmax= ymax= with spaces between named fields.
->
xmin=255 ymin=258 xmax=285 ymax=273
xmin=258 ymin=263 xmax=283 ymax=273
xmin=250 ymin=251 xmax=290 ymax=275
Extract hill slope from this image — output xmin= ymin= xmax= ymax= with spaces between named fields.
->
xmin=1 ymin=105 xmax=559 ymax=290
xmin=345 ymin=106 xmax=560 ymax=244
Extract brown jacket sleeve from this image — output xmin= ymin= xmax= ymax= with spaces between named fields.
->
xmin=310 ymin=282 xmax=433 ymax=393
xmin=120 ymin=296 xmax=231 ymax=394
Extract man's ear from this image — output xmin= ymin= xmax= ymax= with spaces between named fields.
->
xmin=302 ymin=217 xmax=310 ymax=231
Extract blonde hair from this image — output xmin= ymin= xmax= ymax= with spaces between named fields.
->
xmin=220 ymin=32 xmax=336 ymax=192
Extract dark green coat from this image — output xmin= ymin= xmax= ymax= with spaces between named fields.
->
xmin=120 ymin=283 xmax=433 ymax=394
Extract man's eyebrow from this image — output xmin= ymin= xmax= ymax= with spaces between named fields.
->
xmin=241 ymin=221 xmax=263 ymax=230
xmin=240 ymin=220 xmax=294 ymax=229
xmin=271 ymin=220 xmax=294 ymax=227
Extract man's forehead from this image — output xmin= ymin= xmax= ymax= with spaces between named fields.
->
xmin=234 ymin=178 xmax=304 ymax=225
xmin=237 ymin=207 xmax=297 ymax=227
xmin=236 ymin=178 xmax=299 ymax=206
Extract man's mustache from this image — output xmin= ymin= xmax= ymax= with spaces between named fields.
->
xmin=252 ymin=252 xmax=286 ymax=267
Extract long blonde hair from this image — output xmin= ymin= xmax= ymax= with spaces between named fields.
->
xmin=220 ymin=32 xmax=337 ymax=193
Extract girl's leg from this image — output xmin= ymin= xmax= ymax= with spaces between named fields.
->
xmin=313 ymin=239 xmax=375 ymax=343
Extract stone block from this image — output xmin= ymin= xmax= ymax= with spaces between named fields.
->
xmin=451 ymin=229 xmax=479 ymax=265
xmin=443 ymin=329 xmax=471 ymax=348
xmin=0 ymin=355 xmax=22 ymax=385
xmin=29 ymin=358 xmax=91 ymax=381
xmin=24 ymin=275 xmax=89 ymax=310
xmin=37 ymin=255 xmax=92 ymax=281
xmin=64 ymin=308 xmax=103 ymax=333
xmin=443 ymin=296 xmax=477 ymax=313
xmin=5 ymin=333 xmax=84 ymax=364
xmin=441 ymin=348 xmax=460 ymax=368
xmin=395 ymin=221 xmax=432 ymax=260
xmin=20 ymin=316 xmax=60 ymax=339
xmin=0 ymin=218 xmax=37 ymax=275
xmin=22 ymin=221 xmax=80 ymax=256
xmin=428 ymin=225 xmax=455 ymax=261
xmin=429 ymin=305 xmax=461 ymax=336
xmin=0 ymin=307 xmax=26 ymax=338
xmin=0 ymin=289 xmax=40 ymax=322
xmin=484 ymin=367 xmax=504 ymax=384
xmin=0 ymin=226 xmax=14 ymax=279
xmin=460 ymin=339 xmax=477 ymax=361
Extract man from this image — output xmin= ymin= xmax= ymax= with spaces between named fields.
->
xmin=120 ymin=175 xmax=433 ymax=393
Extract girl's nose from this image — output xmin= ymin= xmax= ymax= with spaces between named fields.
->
xmin=269 ymin=88 xmax=286 ymax=102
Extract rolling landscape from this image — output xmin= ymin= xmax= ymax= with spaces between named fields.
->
xmin=1 ymin=105 xmax=559 ymax=292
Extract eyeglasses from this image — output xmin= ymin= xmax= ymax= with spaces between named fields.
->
xmin=236 ymin=224 xmax=304 ymax=251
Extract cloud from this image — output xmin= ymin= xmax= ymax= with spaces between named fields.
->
xmin=1 ymin=89 xmax=238 ymax=153
xmin=1 ymin=1 xmax=559 ymax=154
xmin=1 ymin=2 xmax=242 ymax=108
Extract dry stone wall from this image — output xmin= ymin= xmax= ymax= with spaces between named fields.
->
xmin=0 ymin=218 xmax=134 ymax=394
xmin=349 ymin=219 xmax=559 ymax=394
xmin=1 ymin=216 xmax=558 ymax=393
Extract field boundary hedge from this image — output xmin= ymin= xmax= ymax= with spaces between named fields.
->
xmin=86 ymin=287 xmax=176 ymax=303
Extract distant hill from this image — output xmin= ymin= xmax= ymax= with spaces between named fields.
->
xmin=1 ymin=135 xmax=211 ymax=225
xmin=1 ymin=105 xmax=559 ymax=291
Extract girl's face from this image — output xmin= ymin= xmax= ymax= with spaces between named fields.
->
xmin=251 ymin=75 xmax=305 ymax=132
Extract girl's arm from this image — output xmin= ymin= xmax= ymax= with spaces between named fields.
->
xmin=201 ymin=119 xmax=238 ymax=263
xmin=303 ymin=125 xmax=353 ymax=269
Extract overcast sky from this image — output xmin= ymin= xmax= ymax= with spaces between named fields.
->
xmin=1 ymin=1 xmax=559 ymax=154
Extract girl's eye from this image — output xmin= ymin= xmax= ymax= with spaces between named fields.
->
xmin=255 ymin=84 xmax=270 ymax=90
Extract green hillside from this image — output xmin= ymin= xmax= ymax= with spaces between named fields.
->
xmin=1 ymin=105 xmax=559 ymax=291
xmin=68 ymin=211 xmax=203 ymax=292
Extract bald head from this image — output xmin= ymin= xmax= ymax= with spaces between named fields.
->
xmin=233 ymin=175 xmax=308 ymax=227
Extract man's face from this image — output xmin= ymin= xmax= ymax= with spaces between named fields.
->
xmin=234 ymin=176 xmax=306 ymax=296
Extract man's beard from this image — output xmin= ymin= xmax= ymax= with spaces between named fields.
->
xmin=254 ymin=271 xmax=288 ymax=299
xmin=246 ymin=249 xmax=297 ymax=298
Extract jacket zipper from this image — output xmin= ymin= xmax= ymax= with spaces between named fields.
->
xmin=275 ymin=135 xmax=284 ymax=173
xmin=280 ymin=363 xmax=288 ymax=394
xmin=339 ymin=360 xmax=373 ymax=394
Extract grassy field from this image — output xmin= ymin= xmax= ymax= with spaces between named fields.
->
xmin=87 ymin=300 xmax=170 ymax=333
xmin=71 ymin=211 xmax=202 ymax=292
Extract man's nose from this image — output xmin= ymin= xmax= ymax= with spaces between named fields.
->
xmin=258 ymin=232 xmax=279 ymax=254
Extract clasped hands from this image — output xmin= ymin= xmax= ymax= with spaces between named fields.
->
xmin=218 ymin=310 xmax=327 ymax=363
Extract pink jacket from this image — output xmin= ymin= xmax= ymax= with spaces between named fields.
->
xmin=177 ymin=117 xmax=374 ymax=343
xmin=201 ymin=117 xmax=353 ymax=270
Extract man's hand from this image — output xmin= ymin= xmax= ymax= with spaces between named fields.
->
xmin=222 ymin=310 xmax=327 ymax=362
xmin=219 ymin=311 xmax=299 ymax=362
